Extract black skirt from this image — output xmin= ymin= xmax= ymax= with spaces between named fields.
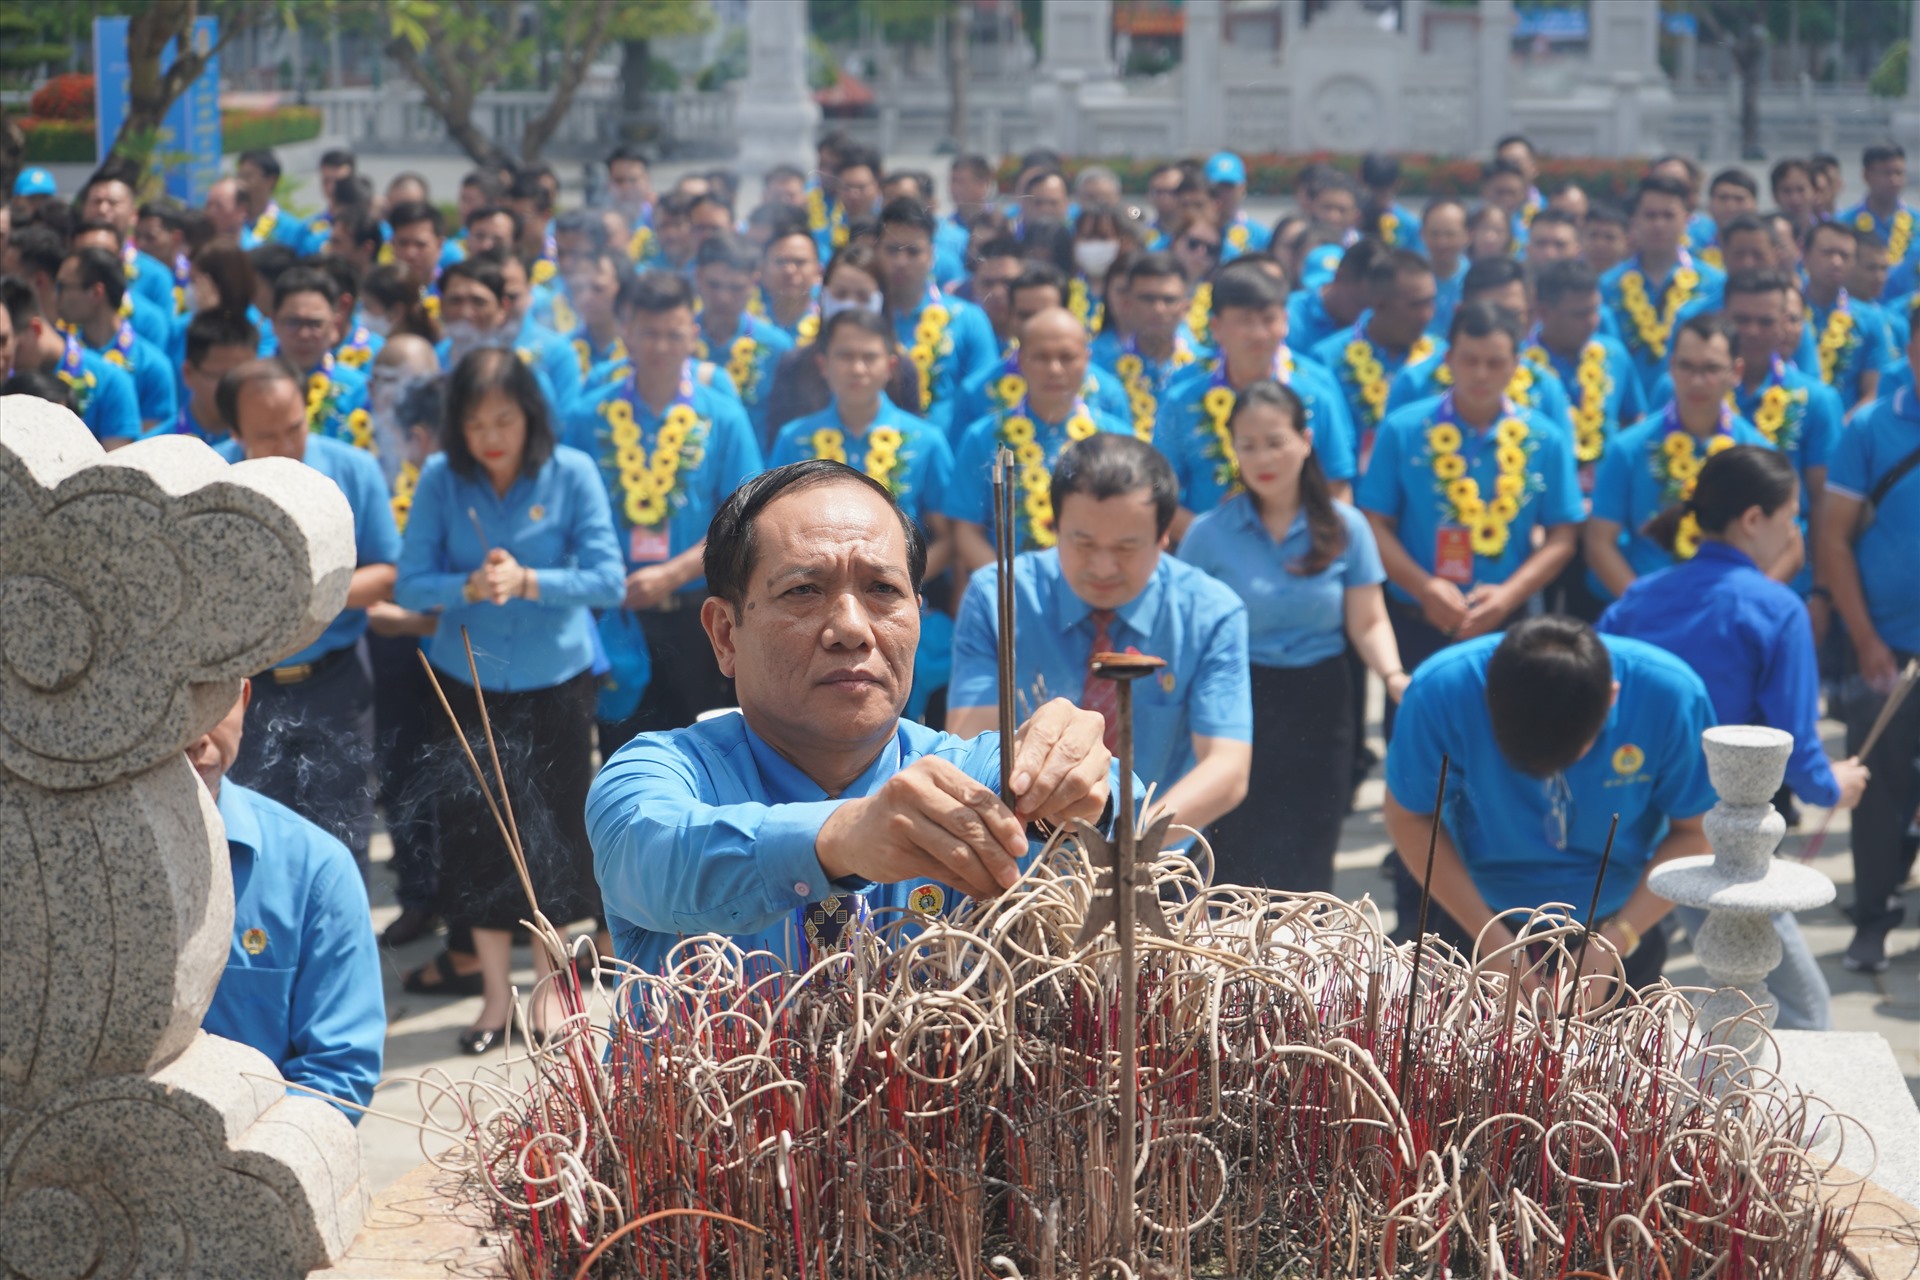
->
xmin=1205 ymin=651 xmax=1353 ymax=894
xmin=429 ymin=669 xmax=602 ymax=931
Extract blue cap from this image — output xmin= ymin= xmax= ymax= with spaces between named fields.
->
xmin=13 ymin=168 xmax=56 ymax=198
xmin=1204 ymin=152 xmax=1246 ymax=186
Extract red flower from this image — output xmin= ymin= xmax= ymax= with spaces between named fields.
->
xmin=30 ymin=74 xmax=96 ymax=122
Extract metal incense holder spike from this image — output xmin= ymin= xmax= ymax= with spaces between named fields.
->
xmin=1074 ymin=648 xmax=1175 ymax=1265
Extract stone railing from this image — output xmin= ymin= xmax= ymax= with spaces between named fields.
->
xmin=303 ymin=83 xmax=737 ymax=157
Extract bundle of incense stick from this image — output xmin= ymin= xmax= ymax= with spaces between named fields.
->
xmin=992 ymin=446 xmax=1018 ymax=801
xmin=423 ymin=830 xmax=1874 ymax=1279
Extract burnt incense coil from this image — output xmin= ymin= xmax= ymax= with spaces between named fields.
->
xmin=416 ymin=825 xmax=1887 ymax=1280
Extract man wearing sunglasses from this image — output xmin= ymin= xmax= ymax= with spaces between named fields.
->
xmin=1382 ymin=614 xmax=1715 ymax=993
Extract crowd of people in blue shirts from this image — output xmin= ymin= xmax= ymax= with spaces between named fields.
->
xmin=2 ymin=128 xmax=1916 ymax=1108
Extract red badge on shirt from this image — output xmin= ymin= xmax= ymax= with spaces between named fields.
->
xmin=629 ymin=526 xmax=670 ymax=564
xmin=1435 ymin=526 xmax=1474 ymax=585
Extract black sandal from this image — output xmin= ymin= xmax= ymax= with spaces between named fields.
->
xmin=402 ymin=950 xmax=485 ymax=997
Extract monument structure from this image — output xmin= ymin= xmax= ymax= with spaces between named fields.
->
xmin=0 ymin=400 xmax=367 ymax=1278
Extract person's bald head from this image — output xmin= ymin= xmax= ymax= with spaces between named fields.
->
xmin=374 ymin=332 xmax=439 ymax=378
xmin=1018 ymin=306 xmax=1090 ymax=409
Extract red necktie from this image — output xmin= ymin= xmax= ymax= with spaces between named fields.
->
xmin=1079 ymin=609 xmax=1120 ymax=754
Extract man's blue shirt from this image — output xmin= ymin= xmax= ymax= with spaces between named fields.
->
xmin=1153 ymin=358 xmax=1357 ymax=517
xmin=1838 ymin=201 xmax=1920 ymax=301
xmin=201 ymin=781 xmax=384 ymax=1121
xmin=768 ymin=396 xmax=953 ymax=530
xmin=1597 ymin=542 xmax=1837 ymax=806
xmin=394 ymin=445 xmax=627 ymax=690
xmin=1825 ymin=387 xmax=1920 ymax=652
xmin=1355 ymin=394 xmax=1584 ymax=603
xmin=696 ymin=311 xmax=794 ymax=446
xmin=1386 ymin=634 xmax=1719 ymax=921
xmin=55 ymin=339 xmax=143 ymax=442
xmin=1589 ymin=409 xmax=1772 ymax=593
xmin=280 ymin=435 xmax=401 ymax=668
xmin=1386 ymin=350 xmax=1574 ymax=438
xmin=950 ymin=550 xmax=1253 ymax=790
xmin=562 ymin=372 xmax=765 ymax=590
xmin=893 ymin=289 xmax=999 ymax=437
xmin=123 ymin=246 xmax=177 ymax=319
xmin=1285 ymin=288 xmax=1348 ymax=360
xmin=941 ymin=403 xmax=1132 ymax=544
xmin=954 ymin=354 xmax=1132 ymax=444
xmin=591 ymin=714 xmax=1037 ymax=974
xmin=86 ymin=326 xmax=178 ymax=431
xmin=1598 ymin=256 xmax=1726 ymax=400
xmin=1428 ymin=257 xmax=1470 ymax=340
xmin=1806 ymin=294 xmax=1892 ymax=410
xmin=515 ymin=313 xmax=585 ymax=417
xmin=1178 ymin=495 xmax=1385 ymax=668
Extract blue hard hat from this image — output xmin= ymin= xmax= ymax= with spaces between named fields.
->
xmin=1204 ymin=152 xmax=1247 ymax=186
xmin=13 ymin=168 xmax=57 ymax=198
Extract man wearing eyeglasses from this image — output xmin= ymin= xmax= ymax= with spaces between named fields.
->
xmin=1383 ymin=614 xmax=1715 ymax=992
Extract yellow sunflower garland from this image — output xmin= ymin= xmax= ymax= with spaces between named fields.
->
xmin=1188 ymin=282 xmax=1212 ymax=349
xmin=1814 ymin=300 xmax=1856 ymax=387
xmin=345 ymin=407 xmax=375 ymax=453
xmin=627 ymin=224 xmax=655 ymax=264
xmin=1617 ymin=264 xmax=1700 ymax=361
xmin=810 ymin=425 xmax=905 ymax=493
xmin=600 ymin=396 xmax=702 ymax=529
xmin=1657 ymin=425 xmax=1738 ymax=558
xmin=725 ymin=334 xmax=759 ymax=399
xmin=1427 ymin=412 xmax=1532 ymax=558
xmin=909 ymin=303 xmax=953 ymax=414
xmin=1890 ymin=208 xmax=1914 ymax=263
xmin=1345 ymin=335 xmax=1435 ymax=426
xmin=1000 ymin=404 xmax=1095 ymax=548
xmin=1202 ymin=383 xmax=1240 ymax=487
xmin=1527 ymin=341 xmax=1611 ymax=463
xmin=391 ymin=460 xmax=419 ymax=531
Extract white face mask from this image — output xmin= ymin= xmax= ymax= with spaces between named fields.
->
xmin=361 ymin=312 xmax=393 ymax=339
xmin=820 ymin=291 xmax=883 ymax=321
xmin=441 ymin=319 xmax=499 ymax=365
xmin=181 ymin=281 xmax=200 ymax=314
xmin=1074 ymin=239 xmax=1120 ymax=279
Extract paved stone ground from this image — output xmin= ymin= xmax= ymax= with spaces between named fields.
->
xmin=354 ymin=701 xmax=1920 ymax=1194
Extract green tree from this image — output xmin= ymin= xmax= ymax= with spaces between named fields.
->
xmin=608 ymin=0 xmax=712 ymax=136
xmin=0 ymin=8 xmax=71 ymax=85
xmin=1868 ymin=39 xmax=1908 ymax=99
xmin=384 ymin=0 xmax=627 ymax=168
xmin=105 ymin=2 xmax=288 ymax=170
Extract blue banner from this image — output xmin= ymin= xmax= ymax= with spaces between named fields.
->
xmin=93 ymin=16 xmax=223 ymax=205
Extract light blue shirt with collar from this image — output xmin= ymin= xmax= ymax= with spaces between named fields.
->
xmin=1387 ymin=633 xmax=1718 ymax=922
xmin=1598 ymin=255 xmax=1727 ymax=400
xmin=940 ymin=403 xmax=1133 ymax=545
xmin=201 ymin=780 xmax=384 ymax=1121
xmin=1311 ymin=317 xmax=1446 ymax=458
xmin=950 ymin=550 xmax=1253 ymax=792
xmin=1219 ymin=212 xmax=1272 ymax=261
xmin=1428 ymin=256 xmax=1471 ymax=340
xmin=1153 ymin=357 xmax=1358 ymax=515
xmin=1825 ymin=386 xmax=1920 ymax=652
xmin=589 ymin=713 xmax=1086 ymax=976
xmin=1806 ymin=293 xmax=1892 ymax=410
xmin=275 ymin=435 xmax=401 ymax=668
xmin=122 ymin=246 xmax=177 ymax=319
xmin=1286 ymin=287 xmax=1348 ymax=359
xmin=1178 ymin=495 xmax=1385 ymax=668
xmin=696 ymin=310 xmax=796 ymax=445
xmin=1355 ymin=393 xmax=1585 ymax=604
xmin=1527 ymin=333 xmax=1647 ymax=485
xmin=1837 ymin=200 xmax=1920 ymax=299
xmin=893 ymin=289 xmax=999 ymax=437
xmin=515 ymin=312 xmax=585 ymax=417
xmin=55 ymin=344 xmax=142 ymax=442
xmin=768 ymin=396 xmax=954 ymax=529
xmin=86 ymin=327 xmax=177 ymax=431
xmin=1588 ymin=407 xmax=1773 ymax=594
xmin=394 ymin=444 xmax=627 ymax=691
xmin=562 ymin=371 xmax=765 ymax=591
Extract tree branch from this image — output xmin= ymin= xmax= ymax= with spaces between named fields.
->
xmin=520 ymin=0 xmax=615 ymax=163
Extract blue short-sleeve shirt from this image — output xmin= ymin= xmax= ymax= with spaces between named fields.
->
xmin=1178 ymin=495 xmax=1385 ymax=668
xmin=769 ymin=396 xmax=954 ymax=530
xmin=278 ymin=435 xmax=402 ymax=668
xmin=1385 ymin=634 xmax=1719 ymax=921
xmin=696 ymin=311 xmax=795 ymax=446
xmin=1154 ymin=358 xmax=1358 ymax=516
xmin=1806 ymin=294 xmax=1892 ymax=410
xmin=53 ymin=338 xmax=143 ymax=442
xmin=1588 ymin=407 xmax=1773 ymax=593
xmin=1598 ymin=256 xmax=1727 ymax=400
xmin=563 ymin=372 xmax=766 ymax=590
xmin=893 ymin=290 xmax=999 ymax=436
xmin=1825 ymin=387 xmax=1920 ymax=652
xmin=1355 ymin=394 xmax=1585 ymax=602
xmin=940 ymin=402 xmax=1132 ymax=546
xmin=949 ymin=551 xmax=1253 ymax=789
xmin=202 ymin=781 xmax=384 ymax=1120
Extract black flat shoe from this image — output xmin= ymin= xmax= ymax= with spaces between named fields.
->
xmin=457 ymin=1025 xmax=505 ymax=1055
xmin=403 ymin=950 xmax=484 ymax=997
xmin=382 ymin=907 xmax=442 ymax=948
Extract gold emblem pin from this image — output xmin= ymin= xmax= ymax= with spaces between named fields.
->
xmin=241 ymin=927 xmax=268 ymax=955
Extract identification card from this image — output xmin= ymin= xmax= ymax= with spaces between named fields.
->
xmin=629 ymin=526 xmax=670 ymax=564
xmin=1435 ymin=526 xmax=1474 ymax=585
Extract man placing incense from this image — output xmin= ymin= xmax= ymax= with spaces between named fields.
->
xmin=587 ymin=460 xmax=1116 ymax=974
xmin=1383 ymin=615 xmax=1717 ymax=990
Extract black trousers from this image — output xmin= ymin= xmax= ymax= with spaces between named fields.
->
xmin=1548 ymin=539 xmax=1609 ymax=623
xmin=596 ymin=601 xmax=736 ymax=757
xmin=432 ymin=669 xmax=602 ymax=932
xmin=1388 ymin=857 xmax=1670 ymax=988
xmin=1207 ymin=654 xmax=1353 ymax=894
xmin=230 ymin=643 xmax=375 ymax=880
xmin=369 ymin=632 xmax=440 ymax=913
xmin=1382 ymin=596 xmax=1457 ymax=745
xmin=1844 ymin=648 xmax=1920 ymax=925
